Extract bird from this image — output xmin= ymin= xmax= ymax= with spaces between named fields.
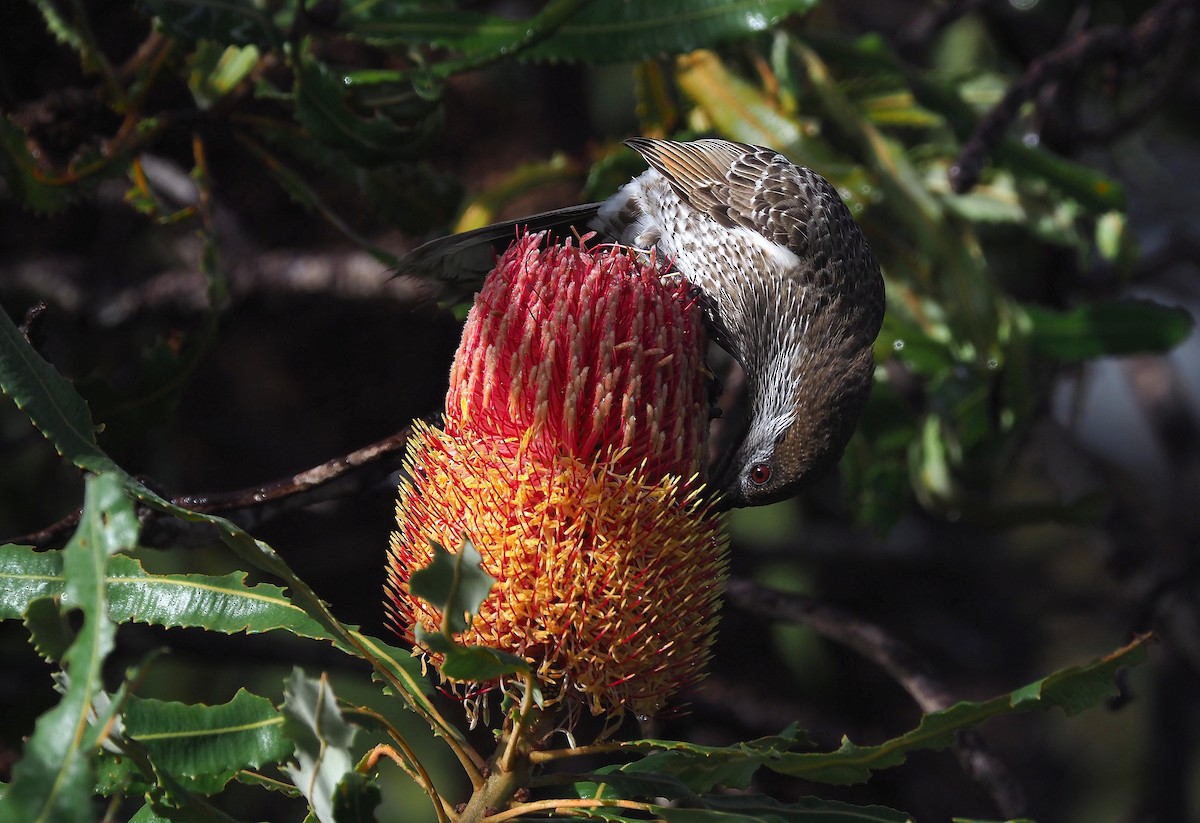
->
xmin=399 ymin=137 xmax=886 ymax=509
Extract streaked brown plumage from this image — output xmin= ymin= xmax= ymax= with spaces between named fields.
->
xmin=400 ymin=138 xmax=885 ymax=508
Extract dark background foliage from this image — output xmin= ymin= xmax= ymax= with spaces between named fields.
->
xmin=2 ymin=1 xmax=1199 ymax=821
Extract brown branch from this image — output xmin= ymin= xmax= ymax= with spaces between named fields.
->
xmin=726 ymin=578 xmax=1027 ymax=818
xmin=949 ymin=0 xmax=1196 ymax=193
xmin=9 ymin=427 xmax=412 ymax=548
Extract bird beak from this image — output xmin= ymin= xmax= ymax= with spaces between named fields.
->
xmin=707 ymin=445 xmax=744 ymax=512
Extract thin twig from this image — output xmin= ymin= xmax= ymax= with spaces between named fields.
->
xmin=7 ymin=428 xmax=413 ymax=547
xmin=499 ymin=670 xmax=539 ymax=774
xmin=949 ymin=0 xmax=1195 ymax=193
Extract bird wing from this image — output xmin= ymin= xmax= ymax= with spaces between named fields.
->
xmin=624 ymin=137 xmax=815 ymax=253
xmin=395 ymin=203 xmax=603 ymax=302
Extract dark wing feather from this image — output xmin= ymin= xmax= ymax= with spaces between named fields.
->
xmin=395 ymin=203 xmax=603 ymax=300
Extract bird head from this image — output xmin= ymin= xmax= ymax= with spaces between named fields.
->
xmin=713 ymin=341 xmax=876 ymax=509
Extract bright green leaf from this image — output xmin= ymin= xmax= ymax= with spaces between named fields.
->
xmin=0 ymin=474 xmax=134 ymax=823
xmin=187 ymin=42 xmax=262 ymax=110
xmin=1025 ymin=300 xmax=1194 ymax=360
xmin=0 ymin=544 xmax=432 ymax=704
xmin=408 ymin=538 xmax=494 ymax=636
xmin=98 ymin=690 xmax=290 ymax=796
xmin=425 ymin=633 xmax=531 ymax=682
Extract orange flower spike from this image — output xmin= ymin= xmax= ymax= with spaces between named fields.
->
xmin=387 ymin=233 xmax=729 ymax=720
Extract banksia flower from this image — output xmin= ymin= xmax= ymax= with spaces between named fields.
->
xmin=386 ymin=233 xmax=728 ymax=721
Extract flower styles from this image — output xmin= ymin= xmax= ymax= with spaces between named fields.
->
xmin=387 ymin=233 xmax=728 ymax=720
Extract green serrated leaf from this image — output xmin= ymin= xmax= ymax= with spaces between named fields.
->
xmin=0 ymin=474 xmax=134 ymax=823
xmin=282 ymin=669 xmax=371 ymax=823
xmin=767 ymin=635 xmax=1149 ymax=784
xmin=612 ymin=637 xmax=1147 ymax=789
xmin=409 ymin=538 xmax=494 ymax=636
xmin=655 ymin=794 xmax=913 ymax=823
xmin=0 ymin=544 xmax=432 ymax=703
xmin=0 ymin=297 xmax=118 ymax=474
xmin=616 ymin=724 xmax=812 ymax=793
xmin=347 ymin=0 xmax=816 ymax=65
xmin=22 ymin=596 xmax=73 ymax=663
xmin=98 ymin=690 xmax=291 ymax=797
xmin=1024 ymin=299 xmax=1193 ymax=360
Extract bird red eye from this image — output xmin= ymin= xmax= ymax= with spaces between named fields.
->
xmin=750 ymin=463 xmax=772 ymax=485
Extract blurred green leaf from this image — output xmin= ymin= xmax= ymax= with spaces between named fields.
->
xmin=806 ymin=33 xmax=1126 ymax=213
xmin=187 ymin=43 xmax=261 ymax=109
xmin=1025 ymin=300 xmax=1194 ymax=360
xmin=676 ymin=49 xmax=805 ymax=153
xmin=0 ymin=474 xmax=134 ymax=823
xmin=282 ymin=669 xmax=378 ymax=823
xmin=27 ymin=0 xmax=86 ymax=53
xmin=0 ymin=116 xmax=74 ymax=214
xmin=345 ymin=0 xmax=815 ymax=65
xmin=656 ymin=795 xmax=912 ymax=822
xmin=331 ymin=770 xmax=382 ymax=823
xmin=1094 ymin=211 xmax=1137 ymax=272
xmin=294 ymin=56 xmax=438 ymax=167
xmin=141 ymin=0 xmax=284 ymax=48
xmin=454 ymin=152 xmax=581 ymax=232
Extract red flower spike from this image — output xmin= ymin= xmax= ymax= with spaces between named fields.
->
xmin=386 ymin=233 xmax=729 ymax=721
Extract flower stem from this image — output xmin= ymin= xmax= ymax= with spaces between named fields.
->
xmin=459 ymin=674 xmax=544 ymax=823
